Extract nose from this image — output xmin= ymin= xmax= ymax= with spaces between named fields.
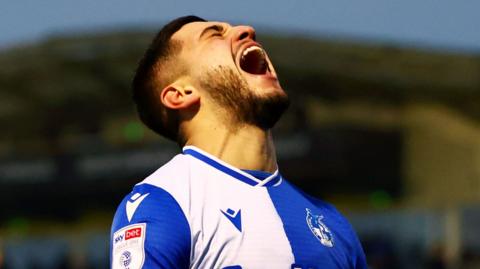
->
xmin=233 ymin=25 xmax=256 ymax=42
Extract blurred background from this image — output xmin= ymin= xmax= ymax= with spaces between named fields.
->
xmin=1 ymin=1 xmax=480 ymax=268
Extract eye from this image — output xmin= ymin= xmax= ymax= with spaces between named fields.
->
xmin=210 ymin=29 xmax=224 ymax=38
xmin=201 ymin=24 xmax=226 ymax=40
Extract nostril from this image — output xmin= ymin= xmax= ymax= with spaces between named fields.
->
xmin=239 ymin=32 xmax=249 ymax=40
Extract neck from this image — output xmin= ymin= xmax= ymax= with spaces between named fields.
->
xmin=183 ymin=124 xmax=278 ymax=173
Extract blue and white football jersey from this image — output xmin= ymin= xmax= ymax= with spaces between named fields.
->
xmin=111 ymin=146 xmax=367 ymax=269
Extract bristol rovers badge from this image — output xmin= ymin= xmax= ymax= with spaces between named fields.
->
xmin=306 ymin=208 xmax=334 ymax=247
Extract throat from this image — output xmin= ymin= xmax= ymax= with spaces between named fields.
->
xmin=183 ymin=125 xmax=277 ymax=173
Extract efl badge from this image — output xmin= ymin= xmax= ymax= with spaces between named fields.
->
xmin=112 ymin=223 xmax=146 ymax=269
xmin=306 ymin=208 xmax=334 ymax=247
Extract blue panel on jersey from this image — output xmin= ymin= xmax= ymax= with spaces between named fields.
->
xmin=267 ymin=180 xmax=368 ymax=268
xmin=242 ymin=169 xmax=271 ymax=180
xmin=111 ymin=183 xmax=191 ymax=269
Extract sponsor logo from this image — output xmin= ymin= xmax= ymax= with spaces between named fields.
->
xmin=126 ymin=193 xmax=150 ymax=222
xmin=306 ymin=208 xmax=334 ymax=247
xmin=112 ymin=223 xmax=146 ymax=269
xmin=113 ymin=227 xmax=142 ymax=244
xmin=125 ymin=227 xmax=142 ymax=240
xmin=114 ymin=234 xmax=124 ymax=244
xmin=221 ymin=208 xmax=242 ymax=232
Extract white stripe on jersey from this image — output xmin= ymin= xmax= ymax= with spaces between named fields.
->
xmin=140 ymin=149 xmax=295 ymax=268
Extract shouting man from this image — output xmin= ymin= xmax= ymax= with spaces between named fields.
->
xmin=110 ymin=16 xmax=367 ymax=269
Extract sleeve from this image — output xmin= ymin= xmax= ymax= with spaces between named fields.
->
xmin=352 ymin=232 xmax=368 ymax=269
xmin=319 ymin=201 xmax=368 ymax=269
xmin=110 ymin=183 xmax=191 ymax=269
xmin=338 ymin=212 xmax=368 ymax=269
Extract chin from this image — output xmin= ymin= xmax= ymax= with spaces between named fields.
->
xmin=253 ymin=83 xmax=287 ymax=99
xmin=250 ymin=86 xmax=290 ymax=130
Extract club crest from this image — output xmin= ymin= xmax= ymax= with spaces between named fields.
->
xmin=119 ymin=251 xmax=132 ymax=268
xmin=306 ymin=208 xmax=334 ymax=247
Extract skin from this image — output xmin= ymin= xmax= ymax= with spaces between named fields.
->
xmin=159 ymin=21 xmax=287 ymax=173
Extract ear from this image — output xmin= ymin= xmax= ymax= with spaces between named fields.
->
xmin=160 ymin=83 xmax=200 ymax=110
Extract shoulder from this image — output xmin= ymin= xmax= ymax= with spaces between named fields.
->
xmin=304 ymin=192 xmax=367 ymax=267
xmin=111 ymin=183 xmax=189 ymax=230
xmin=304 ymin=191 xmax=357 ymax=238
xmin=112 ymin=153 xmax=191 ymax=228
xmin=141 ymin=153 xmax=191 ymax=188
xmin=110 ymin=154 xmax=193 ymax=269
xmin=306 ymin=194 xmax=367 ymax=267
xmin=289 ymin=181 xmax=350 ymax=226
xmin=110 ymin=186 xmax=191 ymax=269
xmin=110 ymin=184 xmax=192 ymax=268
xmin=286 ymin=181 xmax=365 ymax=247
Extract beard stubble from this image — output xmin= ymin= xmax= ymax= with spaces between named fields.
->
xmin=199 ymin=66 xmax=290 ymax=130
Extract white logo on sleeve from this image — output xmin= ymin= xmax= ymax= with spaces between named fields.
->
xmin=112 ymin=223 xmax=146 ymax=269
xmin=126 ymin=193 xmax=149 ymax=222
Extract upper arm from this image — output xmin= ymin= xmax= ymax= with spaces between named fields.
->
xmin=352 ymin=232 xmax=368 ymax=269
xmin=110 ymin=184 xmax=191 ymax=269
xmin=319 ymin=202 xmax=368 ymax=269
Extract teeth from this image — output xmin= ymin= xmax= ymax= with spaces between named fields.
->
xmin=242 ymin=46 xmax=264 ymax=57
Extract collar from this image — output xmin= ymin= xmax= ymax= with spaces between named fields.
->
xmin=182 ymin=145 xmax=282 ymax=187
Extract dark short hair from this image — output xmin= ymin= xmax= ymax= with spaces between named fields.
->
xmin=132 ymin=15 xmax=206 ymax=142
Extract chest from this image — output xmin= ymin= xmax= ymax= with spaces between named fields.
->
xmin=186 ymin=177 xmax=353 ymax=269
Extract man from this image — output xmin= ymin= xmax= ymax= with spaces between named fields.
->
xmin=110 ymin=15 xmax=367 ymax=269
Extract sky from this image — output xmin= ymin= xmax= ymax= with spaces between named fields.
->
xmin=1 ymin=0 xmax=479 ymax=53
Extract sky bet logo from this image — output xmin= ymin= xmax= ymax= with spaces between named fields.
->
xmin=115 ymin=227 xmax=142 ymax=244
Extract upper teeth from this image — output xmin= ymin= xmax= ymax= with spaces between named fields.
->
xmin=242 ymin=46 xmax=264 ymax=57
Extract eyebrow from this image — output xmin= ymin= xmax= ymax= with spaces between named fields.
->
xmin=199 ymin=24 xmax=224 ymax=40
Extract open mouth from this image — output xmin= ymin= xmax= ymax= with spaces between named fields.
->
xmin=239 ymin=45 xmax=269 ymax=75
